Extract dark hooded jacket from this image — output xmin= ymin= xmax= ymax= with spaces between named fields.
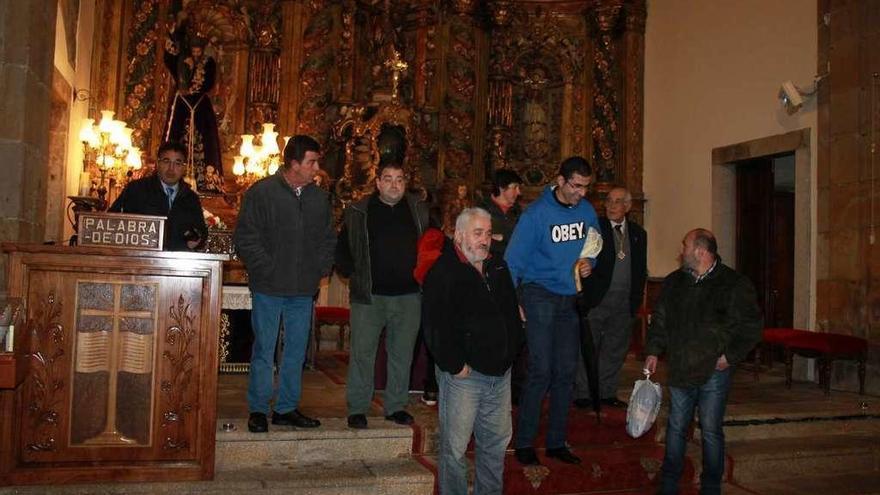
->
xmin=645 ymin=262 xmax=762 ymax=387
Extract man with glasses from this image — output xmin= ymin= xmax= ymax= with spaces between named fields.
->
xmin=506 ymin=156 xmax=602 ymax=466
xmin=575 ymin=186 xmax=647 ymax=410
xmin=234 ymin=135 xmax=336 ymax=433
xmin=109 ymin=140 xmax=206 ymax=251
xmin=336 ymin=162 xmax=429 ymax=429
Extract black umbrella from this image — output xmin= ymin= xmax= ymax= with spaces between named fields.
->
xmin=576 ymin=297 xmax=601 ymax=423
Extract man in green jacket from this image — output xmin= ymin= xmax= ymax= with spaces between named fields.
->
xmin=645 ymin=228 xmax=762 ymax=495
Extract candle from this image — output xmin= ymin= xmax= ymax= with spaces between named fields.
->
xmin=79 ymin=171 xmax=91 ymax=196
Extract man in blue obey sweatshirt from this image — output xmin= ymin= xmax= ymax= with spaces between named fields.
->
xmin=506 ymin=156 xmax=602 ymax=466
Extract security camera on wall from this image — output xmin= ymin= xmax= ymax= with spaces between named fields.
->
xmin=779 ymin=80 xmax=804 ymax=114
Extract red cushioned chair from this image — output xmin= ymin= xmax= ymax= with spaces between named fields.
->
xmin=752 ymin=328 xmax=801 ymax=381
xmin=758 ymin=328 xmax=867 ymax=395
xmin=307 ymin=306 xmax=351 ymax=369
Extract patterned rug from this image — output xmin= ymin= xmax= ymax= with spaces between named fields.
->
xmin=415 ymin=405 xmax=699 ymax=494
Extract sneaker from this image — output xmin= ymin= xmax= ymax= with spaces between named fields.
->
xmin=384 ymin=410 xmax=414 ymax=425
xmin=421 ymin=391 xmax=438 ymax=406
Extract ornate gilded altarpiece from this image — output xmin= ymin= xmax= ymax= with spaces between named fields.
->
xmin=92 ymin=0 xmax=645 ymax=225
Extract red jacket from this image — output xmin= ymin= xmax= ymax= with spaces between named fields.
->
xmin=413 ymin=228 xmax=446 ymax=285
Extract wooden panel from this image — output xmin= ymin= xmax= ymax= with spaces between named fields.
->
xmin=0 ymin=243 xmax=225 ymax=484
xmin=0 ymin=355 xmax=15 ymax=389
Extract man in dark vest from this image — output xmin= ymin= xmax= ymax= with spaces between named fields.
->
xmin=575 ymin=186 xmax=647 ymax=408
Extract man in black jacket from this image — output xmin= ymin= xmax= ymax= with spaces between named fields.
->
xmin=234 ymin=135 xmax=336 ymax=433
xmin=423 ymin=207 xmax=524 ymax=495
xmin=575 ymin=186 xmax=647 ymax=408
xmin=109 ymin=141 xmax=206 ymax=251
xmin=645 ymin=229 xmax=762 ymax=495
xmin=336 ymin=162 xmax=429 ymax=429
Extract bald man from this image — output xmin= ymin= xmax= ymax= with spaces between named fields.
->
xmin=645 ymin=229 xmax=762 ymax=495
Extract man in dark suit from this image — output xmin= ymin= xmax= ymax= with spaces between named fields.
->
xmin=109 ymin=141 xmax=207 ymax=251
xmin=575 ymin=186 xmax=647 ymax=408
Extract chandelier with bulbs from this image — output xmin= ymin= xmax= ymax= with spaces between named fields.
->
xmin=78 ymin=110 xmax=143 ymax=206
xmin=233 ymin=123 xmax=289 ymax=189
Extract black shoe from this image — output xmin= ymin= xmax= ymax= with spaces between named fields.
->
xmin=384 ymin=410 xmax=414 ymax=425
xmin=545 ymin=447 xmax=581 ymax=464
xmin=248 ymin=412 xmax=268 ymax=433
xmin=347 ymin=414 xmax=368 ymax=429
xmin=573 ymin=398 xmax=594 ymax=409
xmin=600 ymin=398 xmax=628 ymax=408
xmin=272 ymin=409 xmax=321 ymax=428
xmin=514 ymin=447 xmax=540 ymax=466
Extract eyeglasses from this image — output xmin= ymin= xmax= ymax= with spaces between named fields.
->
xmin=565 ymin=180 xmax=591 ymax=192
xmin=159 ymin=157 xmax=186 ymax=167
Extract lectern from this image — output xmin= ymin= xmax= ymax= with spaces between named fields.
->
xmin=0 ymin=244 xmax=226 ymax=485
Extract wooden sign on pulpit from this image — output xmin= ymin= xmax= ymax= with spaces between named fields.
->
xmin=0 ymin=243 xmax=227 ymax=485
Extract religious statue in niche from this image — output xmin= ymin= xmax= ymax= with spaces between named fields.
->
xmin=506 ymin=59 xmax=565 ymax=186
xmin=520 ymin=65 xmax=552 ymax=160
xmin=164 ymin=14 xmax=224 ymax=194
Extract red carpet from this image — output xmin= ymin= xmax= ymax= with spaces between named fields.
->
xmin=416 ymin=405 xmax=698 ymax=494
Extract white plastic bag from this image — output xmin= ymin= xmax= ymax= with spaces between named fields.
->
xmin=626 ymin=369 xmax=662 ymax=438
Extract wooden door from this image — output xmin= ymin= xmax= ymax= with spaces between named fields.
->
xmin=735 ymin=157 xmax=794 ymax=328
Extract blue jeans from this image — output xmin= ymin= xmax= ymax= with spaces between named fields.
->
xmin=247 ymin=292 xmax=313 ymax=414
xmin=514 ymin=283 xmax=580 ymax=450
xmin=438 ymin=367 xmax=512 ymax=495
xmin=660 ymin=368 xmax=732 ymax=495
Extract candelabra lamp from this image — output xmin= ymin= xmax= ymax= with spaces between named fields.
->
xmin=232 ymin=123 xmax=288 ymax=190
xmin=78 ymin=110 xmax=143 ymax=206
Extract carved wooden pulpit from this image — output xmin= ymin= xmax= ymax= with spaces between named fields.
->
xmin=0 ymin=244 xmax=226 ymax=485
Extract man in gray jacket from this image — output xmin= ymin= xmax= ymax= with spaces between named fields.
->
xmin=336 ymin=162 xmax=428 ymax=429
xmin=234 ymin=135 xmax=336 ymax=433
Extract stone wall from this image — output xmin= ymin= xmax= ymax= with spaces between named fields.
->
xmin=0 ymin=0 xmax=58 ymax=294
xmin=817 ymin=0 xmax=880 ymax=392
